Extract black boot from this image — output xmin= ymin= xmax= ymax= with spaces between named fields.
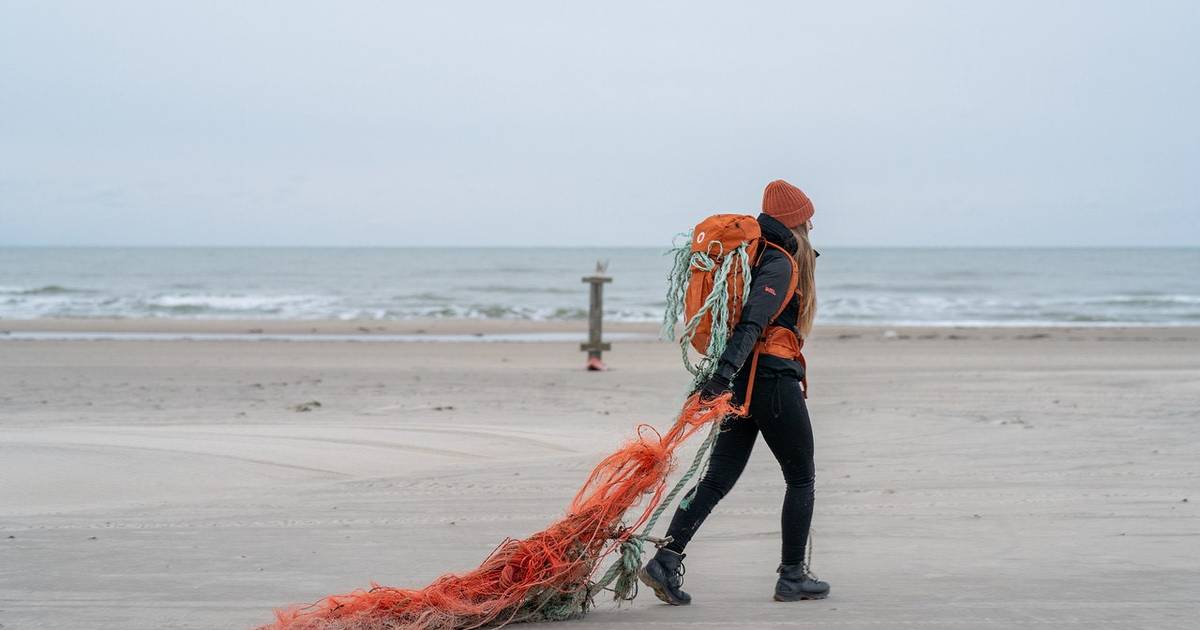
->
xmin=639 ymin=548 xmax=692 ymax=605
xmin=774 ymin=563 xmax=830 ymax=601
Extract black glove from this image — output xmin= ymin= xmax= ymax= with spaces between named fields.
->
xmin=697 ymin=374 xmax=732 ymax=400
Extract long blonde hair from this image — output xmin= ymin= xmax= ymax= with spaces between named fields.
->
xmin=794 ymin=228 xmax=818 ymax=338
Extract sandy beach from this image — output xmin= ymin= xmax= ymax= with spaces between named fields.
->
xmin=1 ymin=320 xmax=1198 ymax=629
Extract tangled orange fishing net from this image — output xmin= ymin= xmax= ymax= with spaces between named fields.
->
xmin=259 ymin=226 xmax=752 ymax=629
xmin=259 ymin=393 xmax=735 ymax=630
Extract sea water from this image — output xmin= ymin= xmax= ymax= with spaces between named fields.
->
xmin=1 ymin=247 xmax=1197 ymax=326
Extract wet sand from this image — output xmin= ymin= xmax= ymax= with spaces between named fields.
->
xmin=1 ymin=321 xmax=1198 ymax=629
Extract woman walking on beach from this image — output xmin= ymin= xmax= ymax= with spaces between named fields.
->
xmin=642 ymin=179 xmax=829 ymax=604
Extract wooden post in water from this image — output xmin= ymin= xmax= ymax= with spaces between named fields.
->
xmin=581 ymin=260 xmax=612 ymax=371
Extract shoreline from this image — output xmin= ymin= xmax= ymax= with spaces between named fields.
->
xmin=3 ymin=317 xmax=1199 ymax=342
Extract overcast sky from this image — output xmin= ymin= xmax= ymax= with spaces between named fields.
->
xmin=1 ymin=1 xmax=1197 ymax=247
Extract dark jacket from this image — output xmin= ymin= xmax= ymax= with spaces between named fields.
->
xmin=713 ymin=213 xmax=805 ymax=383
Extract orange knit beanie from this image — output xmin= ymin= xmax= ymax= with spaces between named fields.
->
xmin=761 ymin=179 xmax=814 ymax=229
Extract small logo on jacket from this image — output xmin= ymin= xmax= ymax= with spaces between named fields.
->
xmin=764 ymin=287 xmax=777 ymax=296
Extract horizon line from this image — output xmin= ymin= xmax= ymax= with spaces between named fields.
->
xmin=1 ymin=243 xmax=1198 ymax=250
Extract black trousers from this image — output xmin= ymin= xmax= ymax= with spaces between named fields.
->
xmin=664 ymin=374 xmax=815 ymax=565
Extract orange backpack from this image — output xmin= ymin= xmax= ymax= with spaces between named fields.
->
xmin=682 ymin=215 xmax=759 ymax=353
xmin=666 ymin=213 xmax=799 ymax=363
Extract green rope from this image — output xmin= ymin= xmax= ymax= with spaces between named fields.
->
xmin=678 ymin=486 xmax=698 ymax=511
xmin=662 ymin=237 xmax=753 ymax=383
xmin=587 ymin=423 xmax=720 ymax=601
xmin=587 ymin=226 xmax=755 ymax=603
xmin=660 ymin=232 xmax=694 ymax=342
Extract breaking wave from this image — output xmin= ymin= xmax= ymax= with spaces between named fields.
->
xmin=2 ymin=247 xmax=1198 ymax=325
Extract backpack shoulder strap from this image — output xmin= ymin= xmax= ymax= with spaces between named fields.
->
xmin=761 ymin=241 xmax=799 ymax=325
xmin=736 ymin=240 xmax=800 ymax=415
